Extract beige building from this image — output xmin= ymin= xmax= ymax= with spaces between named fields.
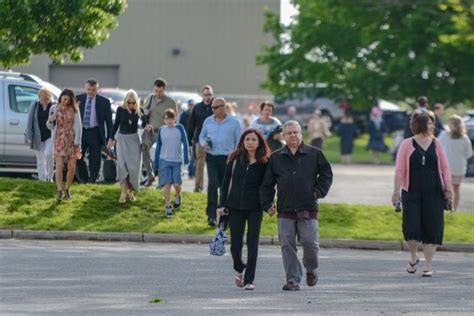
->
xmin=8 ymin=0 xmax=279 ymax=97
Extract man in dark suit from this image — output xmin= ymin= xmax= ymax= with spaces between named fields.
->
xmin=76 ymin=78 xmax=113 ymax=183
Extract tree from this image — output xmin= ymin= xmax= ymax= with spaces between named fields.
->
xmin=257 ymin=0 xmax=474 ymax=108
xmin=0 ymin=0 xmax=127 ymax=68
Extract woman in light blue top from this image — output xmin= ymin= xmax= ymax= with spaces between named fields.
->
xmin=250 ymin=101 xmax=282 ymax=151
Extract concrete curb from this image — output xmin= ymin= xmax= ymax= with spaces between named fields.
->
xmin=0 ymin=229 xmax=13 ymax=239
xmin=1 ymin=229 xmax=473 ymax=253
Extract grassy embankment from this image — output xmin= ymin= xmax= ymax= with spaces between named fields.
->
xmin=1 ymin=178 xmax=472 ymax=243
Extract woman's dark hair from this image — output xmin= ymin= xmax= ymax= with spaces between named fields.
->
xmin=228 ymin=128 xmax=271 ymax=165
xmin=59 ymin=88 xmax=78 ymax=112
xmin=410 ymin=111 xmax=436 ymax=136
xmin=260 ymin=100 xmax=275 ymax=112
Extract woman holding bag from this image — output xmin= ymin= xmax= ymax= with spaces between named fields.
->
xmin=25 ymin=88 xmax=55 ymax=181
xmin=217 ymin=128 xmax=271 ymax=290
xmin=47 ymin=89 xmax=82 ymax=202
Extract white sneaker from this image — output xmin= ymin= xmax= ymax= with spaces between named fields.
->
xmin=244 ymin=284 xmax=255 ymax=290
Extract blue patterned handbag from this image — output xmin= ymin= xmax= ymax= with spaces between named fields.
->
xmin=209 ymin=227 xmax=227 ymax=256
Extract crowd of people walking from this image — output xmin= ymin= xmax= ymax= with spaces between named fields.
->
xmin=24 ymin=75 xmax=472 ymax=291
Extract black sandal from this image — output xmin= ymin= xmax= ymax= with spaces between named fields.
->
xmin=406 ymin=258 xmax=419 ymax=274
xmin=56 ymin=190 xmax=63 ymax=203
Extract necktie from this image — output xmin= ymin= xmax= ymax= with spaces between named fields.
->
xmin=83 ymin=97 xmax=91 ymax=128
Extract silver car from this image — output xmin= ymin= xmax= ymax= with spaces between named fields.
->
xmin=0 ymin=72 xmax=61 ymax=172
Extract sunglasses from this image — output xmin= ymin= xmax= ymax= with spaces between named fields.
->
xmin=127 ymin=101 xmax=136 ymax=105
xmin=203 ymin=94 xmax=213 ymax=97
xmin=211 ymin=105 xmax=224 ymax=110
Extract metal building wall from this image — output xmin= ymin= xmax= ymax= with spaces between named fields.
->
xmin=8 ymin=0 xmax=279 ymax=95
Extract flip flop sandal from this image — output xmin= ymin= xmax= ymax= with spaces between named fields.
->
xmin=235 ymin=273 xmax=244 ymax=288
xmin=422 ymin=270 xmax=433 ymax=277
xmin=406 ymin=258 xmax=419 ymax=274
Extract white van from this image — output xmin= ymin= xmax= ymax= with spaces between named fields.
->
xmin=0 ymin=72 xmax=61 ymax=172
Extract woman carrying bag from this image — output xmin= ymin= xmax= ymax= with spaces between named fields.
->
xmin=217 ymin=129 xmax=271 ymax=291
xmin=25 ymin=88 xmax=55 ymax=181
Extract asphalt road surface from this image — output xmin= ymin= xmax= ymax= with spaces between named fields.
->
xmin=0 ymin=240 xmax=473 ymax=315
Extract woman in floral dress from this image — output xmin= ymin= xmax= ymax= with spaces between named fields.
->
xmin=47 ymin=89 xmax=82 ymax=202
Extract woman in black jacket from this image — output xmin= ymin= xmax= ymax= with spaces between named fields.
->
xmin=217 ymin=128 xmax=271 ymax=291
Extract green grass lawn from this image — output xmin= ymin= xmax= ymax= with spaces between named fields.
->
xmin=1 ymin=178 xmax=472 ymax=243
xmin=303 ymin=132 xmax=395 ymax=164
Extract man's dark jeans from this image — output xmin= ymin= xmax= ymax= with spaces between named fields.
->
xmin=205 ymin=154 xmax=227 ymax=221
xmin=188 ymin=146 xmax=196 ymax=178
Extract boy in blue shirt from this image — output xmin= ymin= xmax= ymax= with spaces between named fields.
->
xmin=154 ymin=109 xmax=189 ymax=217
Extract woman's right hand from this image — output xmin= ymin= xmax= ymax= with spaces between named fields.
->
xmin=49 ymin=112 xmax=57 ymax=122
xmin=217 ymin=207 xmax=227 ymax=216
xmin=26 ymin=139 xmax=32 ymax=146
xmin=391 ymin=192 xmax=400 ymax=206
xmin=107 ymin=139 xmax=114 ymax=149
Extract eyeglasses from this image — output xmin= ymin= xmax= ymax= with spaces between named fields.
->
xmin=203 ymin=94 xmax=213 ymax=97
xmin=211 ymin=105 xmax=224 ymax=110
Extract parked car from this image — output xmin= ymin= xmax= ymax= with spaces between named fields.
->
xmin=463 ymin=110 xmax=474 ymax=176
xmin=0 ymin=72 xmax=61 ymax=172
xmin=273 ymin=96 xmax=344 ymax=128
xmin=464 ymin=110 xmax=474 ymax=143
xmin=97 ymin=87 xmax=127 ymax=109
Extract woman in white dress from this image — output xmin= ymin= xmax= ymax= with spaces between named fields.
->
xmin=439 ymin=115 xmax=473 ymax=210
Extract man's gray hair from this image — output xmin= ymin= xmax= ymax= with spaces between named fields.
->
xmin=283 ymin=120 xmax=302 ymax=133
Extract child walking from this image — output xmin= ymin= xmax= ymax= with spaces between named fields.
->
xmin=154 ymin=109 xmax=189 ymax=217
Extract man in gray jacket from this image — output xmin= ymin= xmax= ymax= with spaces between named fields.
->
xmin=260 ymin=120 xmax=333 ymax=291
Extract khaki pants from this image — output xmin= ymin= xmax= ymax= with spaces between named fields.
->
xmin=194 ymin=143 xmax=206 ymax=191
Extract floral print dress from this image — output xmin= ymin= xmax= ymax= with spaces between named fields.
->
xmin=54 ymin=105 xmax=76 ymax=159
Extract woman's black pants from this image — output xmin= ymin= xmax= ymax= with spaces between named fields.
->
xmin=228 ymin=208 xmax=263 ymax=285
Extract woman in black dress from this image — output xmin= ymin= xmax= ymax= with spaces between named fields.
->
xmin=392 ymin=111 xmax=453 ymax=277
xmin=217 ymin=129 xmax=271 ymax=290
xmin=367 ymin=107 xmax=389 ymax=164
xmin=337 ymin=113 xmax=358 ymax=164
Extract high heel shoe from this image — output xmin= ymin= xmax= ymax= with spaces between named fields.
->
xmin=64 ymin=189 xmax=72 ymax=200
xmin=56 ymin=190 xmax=63 ymax=202
xmin=119 ymin=195 xmax=126 ymax=204
xmin=127 ymin=191 xmax=136 ymax=202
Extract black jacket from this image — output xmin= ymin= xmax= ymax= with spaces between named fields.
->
xmin=434 ymin=114 xmax=445 ymax=137
xmin=259 ymin=143 xmax=333 ymax=214
xmin=179 ymin=109 xmax=192 ymax=130
xmin=219 ymin=157 xmax=268 ymax=211
xmin=77 ymin=93 xmax=113 ymax=145
xmin=186 ymin=100 xmax=213 ymax=145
